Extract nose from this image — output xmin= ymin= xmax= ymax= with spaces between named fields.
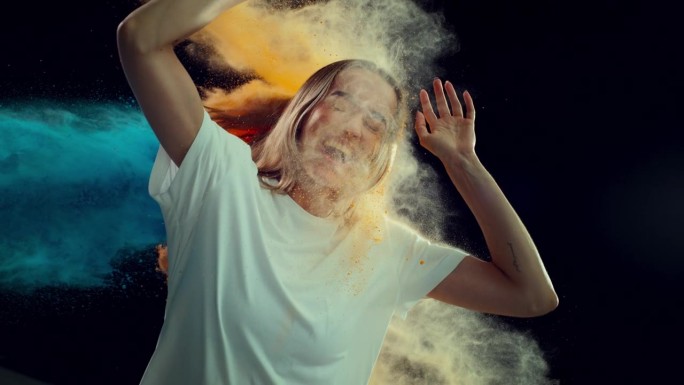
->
xmin=342 ymin=112 xmax=364 ymax=139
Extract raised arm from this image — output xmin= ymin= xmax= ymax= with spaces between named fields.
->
xmin=416 ymin=79 xmax=558 ymax=317
xmin=117 ymin=0 xmax=246 ymax=166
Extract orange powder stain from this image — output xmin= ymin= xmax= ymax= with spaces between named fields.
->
xmin=339 ymin=182 xmax=391 ymax=295
xmin=419 ymin=259 xmax=425 ymax=265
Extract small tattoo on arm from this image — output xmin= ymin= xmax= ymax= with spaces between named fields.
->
xmin=507 ymin=242 xmax=521 ymax=272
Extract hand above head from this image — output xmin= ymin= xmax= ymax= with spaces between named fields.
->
xmin=415 ymin=78 xmax=477 ymax=164
xmin=417 ymin=79 xmax=558 ymax=318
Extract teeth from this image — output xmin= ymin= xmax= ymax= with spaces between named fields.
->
xmin=324 ymin=144 xmax=348 ymax=163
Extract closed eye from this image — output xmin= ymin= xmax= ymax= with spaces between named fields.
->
xmin=329 ymin=91 xmax=352 ymax=112
xmin=368 ymin=112 xmax=387 ymax=131
xmin=364 ymin=117 xmax=385 ymax=133
xmin=328 ymin=90 xmax=389 ymax=133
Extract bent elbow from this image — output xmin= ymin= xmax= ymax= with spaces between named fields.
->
xmin=117 ymin=16 xmax=161 ymax=55
xmin=525 ymin=291 xmax=559 ymax=317
xmin=117 ymin=18 xmax=143 ymax=54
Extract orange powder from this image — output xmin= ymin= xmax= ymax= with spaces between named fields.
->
xmin=201 ymin=2 xmax=357 ymax=92
xmin=156 ymin=244 xmax=168 ymax=275
xmin=192 ymin=0 xmax=399 ymax=137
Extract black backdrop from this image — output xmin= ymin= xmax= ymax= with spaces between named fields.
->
xmin=1 ymin=1 xmax=682 ymax=384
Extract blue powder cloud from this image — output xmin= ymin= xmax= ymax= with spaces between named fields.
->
xmin=0 ymin=100 xmax=165 ymax=289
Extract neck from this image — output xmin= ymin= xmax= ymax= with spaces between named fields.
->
xmin=289 ymin=182 xmax=353 ymax=218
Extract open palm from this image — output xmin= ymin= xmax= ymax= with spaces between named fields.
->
xmin=415 ymin=78 xmax=476 ymax=163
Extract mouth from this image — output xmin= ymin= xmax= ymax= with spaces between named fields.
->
xmin=322 ymin=143 xmax=351 ymax=164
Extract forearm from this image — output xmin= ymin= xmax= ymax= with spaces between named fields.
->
xmin=118 ymin=0 xmax=245 ymax=53
xmin=116 ymin=0 xmax=248 ymax=166
xmin=443 ymin=152 xmax=557 ymax=307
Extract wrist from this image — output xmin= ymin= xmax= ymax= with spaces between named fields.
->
xmin=442 ymin=150 xmax=482 ymax=172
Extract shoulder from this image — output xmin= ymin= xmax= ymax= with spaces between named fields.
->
xmin=190 ymin=110 xmax=256 ymax=173
xmin=373 ymin=215 xmax=427 ymax=257
xmin=383 ymin=215 xmax=424 ymax=241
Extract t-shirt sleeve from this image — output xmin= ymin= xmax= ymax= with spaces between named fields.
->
xmin=148 ymin=109 xmax=255 ymax=241
xmin=390 ymin=220 xmax=469 ymax=319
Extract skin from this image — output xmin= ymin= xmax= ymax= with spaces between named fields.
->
xmin=290 ymin=67 xmax=398 ymax=217
xmin=118 ymin=0 xmax=558 ymax=319
xmin=417 ymin=79 xmax=558 ymax=317
xmin=117 ymin=0 xmax=244 ymax=167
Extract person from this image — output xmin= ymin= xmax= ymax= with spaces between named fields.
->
xmin=117 ymin=0 xmax=558 ymax=384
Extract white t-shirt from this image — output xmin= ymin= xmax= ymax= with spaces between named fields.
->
xmin=140 ymin=110 xmax=467 ymax=385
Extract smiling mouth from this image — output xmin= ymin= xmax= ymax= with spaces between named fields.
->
xmin=322 ymin=144 xmax=349 ymax=163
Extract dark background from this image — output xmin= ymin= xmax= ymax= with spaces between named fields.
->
xmin=1 ymin=0 xmax=682 ymax=384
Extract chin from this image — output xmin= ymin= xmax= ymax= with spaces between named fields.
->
xmin=301 ymin=158 xmax=374 ymax=194
xmin=300 ymin=165 xmax=341 ymax=190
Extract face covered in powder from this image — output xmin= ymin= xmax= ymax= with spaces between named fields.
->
xmin=297 ymin=67 xmax=398 ymax=197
